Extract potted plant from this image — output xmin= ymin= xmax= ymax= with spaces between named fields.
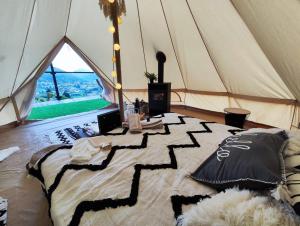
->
xmin=144 ymin=72 xmax=157 ymax=84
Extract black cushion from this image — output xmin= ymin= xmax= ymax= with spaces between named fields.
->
xmin=191 ymin=131 xmax=288 ymax=191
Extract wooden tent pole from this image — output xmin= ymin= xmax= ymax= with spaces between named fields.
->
xmin=111 ymin=1 xmax=124 ymax=122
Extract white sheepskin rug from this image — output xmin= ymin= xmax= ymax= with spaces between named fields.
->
xmin=177 ymin=188 xmax=300 ymax=226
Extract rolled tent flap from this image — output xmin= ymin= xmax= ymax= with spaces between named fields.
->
xmin=0 ymin=0 xmax=300 ymax=130
xmin=292 ymin=106 xmax=300 ymax=131
xmin=15 ymin=79 xmax=37 ymax=121
xmin=0 ymin=101 xmax=17 ymax=126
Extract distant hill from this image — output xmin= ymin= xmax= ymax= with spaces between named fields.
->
xmin=39 ymin=67 xmax=100 ymax=83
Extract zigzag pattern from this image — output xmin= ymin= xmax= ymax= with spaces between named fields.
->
xmin=171 ymin=194 xmax=210 ymax=219
xmin=32 ymin=115 xmax=217 ymax=226
xmin=68 ymin=119 xmax=215 ymax=226
xmin=55 ymin=130 xmax=71 ymax=144
xmin=46 ymin=116 xmax=190 ymax=215
xmin=228 ymin=129 xmax=245 ymax=135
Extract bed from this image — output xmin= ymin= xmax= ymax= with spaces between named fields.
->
xmin=28 ymin=113 xmax=293 ymax=226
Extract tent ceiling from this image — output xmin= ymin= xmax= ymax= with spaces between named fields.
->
xmin=1 ymin=0 xmax=300 ymax=129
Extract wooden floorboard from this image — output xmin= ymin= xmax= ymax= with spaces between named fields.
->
xmin=0 ymin=106 xmax=266 ymax=226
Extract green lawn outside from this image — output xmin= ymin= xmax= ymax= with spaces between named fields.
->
xmin=28 ymin=98 xmax=111 ymax=120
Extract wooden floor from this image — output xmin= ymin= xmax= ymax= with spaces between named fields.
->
xmin=0 ymin=106 xmax=265 ymax=226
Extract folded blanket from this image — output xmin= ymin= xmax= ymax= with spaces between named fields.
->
xmin=0 ymin=146 xmax=20 ymax=162
xmin=71 ymin=138 xmax=112 ymax=163
xmin=0 ymin=197 xmax=7 ymax=226
xmin=71 ymin=139 xmax=99 ymax=162
xmin=122 ymin=118 xmax=163 ymax=130
xmin=127 ymin=114 xmax=142 ymax=133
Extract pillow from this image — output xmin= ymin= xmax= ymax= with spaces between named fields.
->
xmin=191 ymin=131 xmax=288 ymax=191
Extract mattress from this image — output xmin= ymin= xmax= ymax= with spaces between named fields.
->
xmin=30 ymin=113 xmax=243 ymax=226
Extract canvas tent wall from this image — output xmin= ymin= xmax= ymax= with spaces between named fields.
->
xmin=0 ymin=0 xmax=300 ymax=130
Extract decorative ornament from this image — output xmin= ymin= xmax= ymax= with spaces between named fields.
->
xmin=114 ymin=43 xmax=120 ymax=51
xmin=98 ymin=0 xmax=126 ymax=21
xmin=117 ymin=17 xmax=123 ymax=24
xmin=108 ymin=25 xmax=115 ymax=33
xmin=115 ymin=83 xmax=122 ymax=89
xmin=111 ymin=70 xmax=117 ymax=77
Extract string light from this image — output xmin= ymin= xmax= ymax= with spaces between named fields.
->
xmin=117 ymin=17 xmax=123 ymax=24
xmin=111 ymin=70 xmax=117 ymax=77
xmin=108 ymin=0 xmax=115 ymax=3
xmin=115 ymin=83 xmax=122 ymax=89
xmin=113 ymin=43 xmax=120 ymax=51
xmin=112 ymin=56 xmax=116 ymax=62
xmin=108 ymin=25 xmax=115 ymax=33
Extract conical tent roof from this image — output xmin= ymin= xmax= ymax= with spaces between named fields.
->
xmin=0 ymin=0 xmax=300 ymax=129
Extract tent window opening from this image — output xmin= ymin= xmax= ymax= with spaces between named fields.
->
xmin=27 ymin=44 xmax=111 ymax=120
xmin=36 ymin=63 xmax=103 ymax=102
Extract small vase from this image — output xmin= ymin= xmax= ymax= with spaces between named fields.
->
xmin=150 ymin=78 xmax=154 ymax=84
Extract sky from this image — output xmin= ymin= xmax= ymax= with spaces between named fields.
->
xmin=52 ymin=44 xmax=92 ymax=72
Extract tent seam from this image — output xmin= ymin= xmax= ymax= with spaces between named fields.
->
xmin=160 ymin=0 xmax=187 ymax=89
xmin=135 ymin=0 xmax=147 ymax=72
xmin=0 ymin=98 xmax=11 ymax=112
xmin=185 ymin=0 xmax=229 ymax=94
xmin=229 ymin=0 xmax=297 ymax=129
xmin=229 ymin=0 xmax=296 ymax=101
xmin=64 ymin=0 xmax=73 ymax=36
xmin=10 ymin=0 xmax=37 ymax=96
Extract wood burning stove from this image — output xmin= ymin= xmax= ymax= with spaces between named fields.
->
xmin=148 ymin=51 xmax=171 ymax=116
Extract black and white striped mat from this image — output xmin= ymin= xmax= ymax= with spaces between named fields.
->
xmin=0 ymin=198 xmax=7 ymax=226
xmin=45 ymin=121 xmax=99 ymax=145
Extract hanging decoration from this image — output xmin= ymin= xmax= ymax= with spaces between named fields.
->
xmin=115 ymin=83 xmax=122 ymax=90
xmin=98 ymin=0 xmax=126 ymax=21
xmin=98 ymin=0 xmax=126 ymax=89
xmin=99 ymin=0 xmax=126 ymax=121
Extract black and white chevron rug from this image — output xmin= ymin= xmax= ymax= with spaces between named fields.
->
xmin=32 ymin=113 xmax=245 ymax=226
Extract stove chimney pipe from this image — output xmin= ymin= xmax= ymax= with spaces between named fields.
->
xmin=156 ymin=51 xmax=166 ymax=83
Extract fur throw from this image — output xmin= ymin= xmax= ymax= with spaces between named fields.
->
xmin=285 ymin=130 xmax=300 ymax=157
xmin=177 ymin=188 xmax=300 ymax=226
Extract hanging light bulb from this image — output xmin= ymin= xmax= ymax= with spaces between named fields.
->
xmin=108 ymin=25 xmax=115 ymax=33
xmin=117 ymin=17 xmax=123 ymax=24
xmin=113 ymin=43 xmax=120 ymax=51
xmin=115 ymin=83 xmax=122 ymax=90
xmin=112 ymin=56 xmax=116 ymax=62
xmin=108 ymin=0 xmax=115 ymax=3
xmin=111 ymin=70 xmax=117 ymax=77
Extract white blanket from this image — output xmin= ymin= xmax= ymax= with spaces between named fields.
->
xmin=34 ymin=113 xmax=254 ymax=226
